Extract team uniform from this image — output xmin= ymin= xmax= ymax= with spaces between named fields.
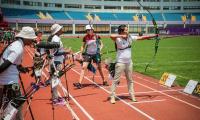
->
xmin=82 ymin=34 xmax=101 ymax=63
xmin=110 ymin=35 xmax=138 ymax=102
xmin=0 ymin=39 xmax=24 ymax=120
xmin=0 ymin=39 xmax=24 ymax=85
xmin=51 ymin=35 xmax=65 ymax=65
xmin=49 ymin=35 xmax=65 ymax=101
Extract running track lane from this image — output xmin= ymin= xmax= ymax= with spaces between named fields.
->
xmin=23 ymin=47 xmax=200 ymax=120
xmin=70 ymin=67 xmax=200 ymax=120
xmin=22 ymin=47 xmax=91 ymax=120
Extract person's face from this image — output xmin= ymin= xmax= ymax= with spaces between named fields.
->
xmin=37 ymin=32 xmax=42 ymax=37
xmin=86 ymin=29 xmax=94 ymax=35
xmin=123 ymin=27 xmax=128 ymax=34
xmin=57 ymin=29 xmax=63 ymax=36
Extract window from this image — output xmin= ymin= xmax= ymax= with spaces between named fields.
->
xmin=183 ymin=0 xmax=200 ymax=1
xmin=104 ymin=6 xmax=121 ymax=10
xmin=123 ymin=0 xmax=139 ymax=1
xmin=163 ymin=6 xmax=169 ymax=10
xmin=143 ymin=6 xmax=160 ymax=10
xmin=171 ymin=0 xmax=181 ymax=2
xmin=23 ymin=1 xmax=42 ymax=6
xmin=104 ymin=0 xmax=121 ymax=1
xmin=55 ymin=3 xmax=62 ymax=8
xmin=163 ymin=6 xmax=181 ymax=10
xmin=44 ymin=3 xmax=54 ymax=7
xmin=171 ymin=6 xmax=181 ymax=10
xmin=124 ymin=6 xmax=140 ymax=10
xmin=65 ymin=4 xmax=82 ymax=8
xmin=164 ymin=0 xmax=181 ymax=1
xmin=1 ymin=0 xmax=20 ymax=5
xmin=183 ymin=6 xmax=200 ymax=10
xmin=84 ymin=5 xmax=101 ymax=9
xmin=143 ymin=0 xmax=160 ymax=2
xmin=44 ymin=3 xmax=62 ymax=8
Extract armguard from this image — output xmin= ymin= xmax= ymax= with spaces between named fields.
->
xmin=0 ymin=60 xmax=12 ymax=73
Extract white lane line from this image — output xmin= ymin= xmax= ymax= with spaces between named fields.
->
xmin=116 ymin=89 xmax=183 ymax=96
xmin=130 ymin=99 xmax=166 ymax=104
xmin=133 ymin=76 xmax=200 ymax=110
xmin=57 ymin=92 xmax=80 ymax=120
xmin=133 ymin=75 xmax=158 ymax=85
xmin=133 ymin=74 xmax=200 ymax=101
xmin=68 ymin=94 xmax=94 ymax=120
xmin=25 ymin=47 xmax=94 ymax=120
xmin=71 ymin=69 xmax=155 ymax=120
xmin=25 ymin=48 xmax=80 ymax=120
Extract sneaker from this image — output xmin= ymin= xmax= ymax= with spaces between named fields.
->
xmin=73 ymin=83 xmax=82 ymax=89
xmin=44 ymin=79 xmax=51 ymax=86
xmin=130 ymin=96 xmax=137 ymax=102
xmin=103 ymin=81 xmax=109 ymax=86
xmin=53 ymin=97 xmax=65 ymax=105
xmin=110 ymin=96 xmax=116 ymax=104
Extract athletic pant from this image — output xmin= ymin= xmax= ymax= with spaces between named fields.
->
xmin=110 ymin=62 xmax=135 ymax=98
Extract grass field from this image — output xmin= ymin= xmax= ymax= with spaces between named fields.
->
xmin=62 ymin=36 xmax=200 ymax=86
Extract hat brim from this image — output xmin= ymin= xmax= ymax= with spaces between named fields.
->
xmin=15 ymin=33 xmax=37 ymax=39
xmin=52 ymin=26 xmax=63 ymax=35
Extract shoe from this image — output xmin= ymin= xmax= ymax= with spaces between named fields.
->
xmin=44 ymin=79 xmax=51 ymax=86
xmin=110 ymin=96 xmax=116 ymax=104
xmin=53 ymin=97 xmax=65 ymax=105
xmin=39 ymin=81 xmax=45 ymax=87
xmin=130 ymin=96 xmax=137 ymax=102
xmin=103 ymin=81 xmax=109 ymax=86
xmin=73 ymin=83 xmax=82 ymax=89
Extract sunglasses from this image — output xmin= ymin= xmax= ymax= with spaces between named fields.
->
xmin=86 ymin=29 xmax=93 ymax=31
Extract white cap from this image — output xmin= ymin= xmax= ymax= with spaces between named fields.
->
xmin=85 ymin=25 xmax=94 ymax=30
xmin=51 ymin=24 xmax=63 ymax=35
xmin=15 ymin=26 xmax=36 ymax=39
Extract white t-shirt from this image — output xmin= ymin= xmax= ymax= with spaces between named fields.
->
xmin=0 ymin=39 xmax=24 ymax=85
xmin=51 ymin=35 xmax=64 ymax=63
xmin=116 ymin=35 xmax=138 ymax=63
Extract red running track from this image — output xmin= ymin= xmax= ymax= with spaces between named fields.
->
xmin=4 ymin=46 xmax=200 ymax=120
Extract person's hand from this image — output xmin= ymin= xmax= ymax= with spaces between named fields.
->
xmin=17 ymin=65 xmax=31 ymax=73
xmin=80 ymin=54 xmax=83 ymax=61
xmin=66 ymin=47 xmax=73 ymax=54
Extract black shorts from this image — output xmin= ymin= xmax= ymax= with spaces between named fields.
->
xmin=82 ymin=53 xmax=101 ymax=64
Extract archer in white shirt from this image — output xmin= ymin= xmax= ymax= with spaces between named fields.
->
xmin=109 ymin=24 xmax=158 ymax=104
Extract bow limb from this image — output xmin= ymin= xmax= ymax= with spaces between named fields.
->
xmin=136 ymin=0 xmax=160 ymax=72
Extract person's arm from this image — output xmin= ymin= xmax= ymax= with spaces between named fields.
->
xmin=80 ymin=42 xmax=86 ymax=54
xmin=136 ymin=34 xmax=158 ymax=40
xmin=110 ymin=34 xmax=128 ymax=41
xmin=0 ymin=60 xmax=12 ymax=73
xmin=99 ymin=40 xmax=103 ymax=51
xmin=79 ymin=42 xmax=86 ymax=60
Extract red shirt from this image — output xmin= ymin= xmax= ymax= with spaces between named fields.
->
xmin=83 ymin=34 xmax=101 ymax=43
xmin=82 ymin=34 xmax=101 ymax=55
